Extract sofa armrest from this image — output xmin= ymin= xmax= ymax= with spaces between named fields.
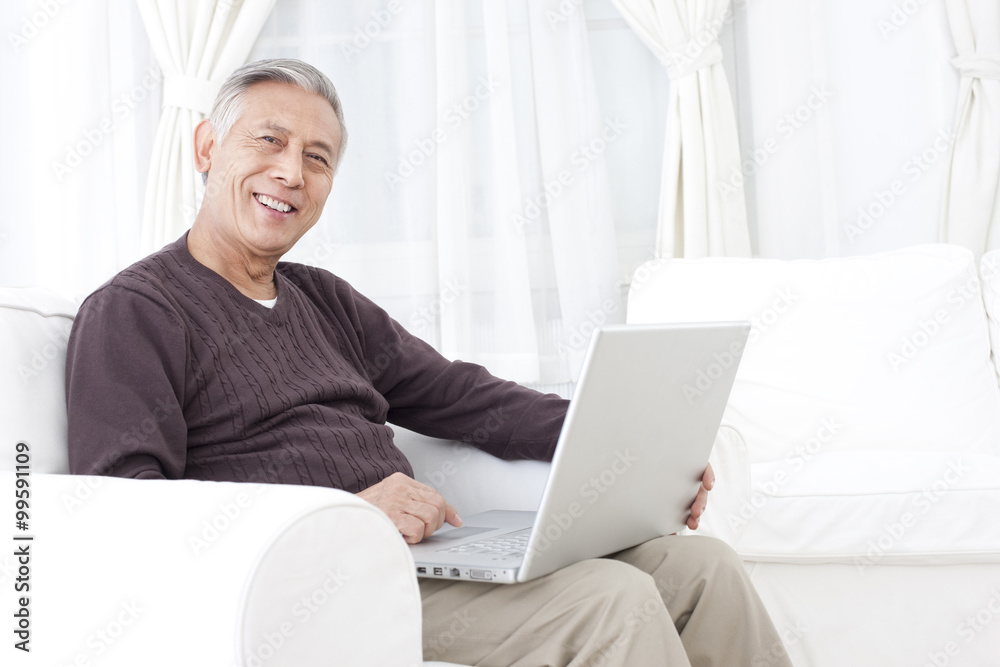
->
xmin=11 ymin=472 xmax=426 ymax=667
xmin=393 ymin=427 xmax=550 ymax=517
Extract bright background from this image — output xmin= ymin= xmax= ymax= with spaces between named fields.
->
xmin=0 ymin=0 xmax=961 ymax=389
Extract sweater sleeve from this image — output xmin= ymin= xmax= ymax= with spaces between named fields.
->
xmin=66 ymin=284 xmax=190 ymax=479
xmin=346 ymin=285 xmax=568 ymax=463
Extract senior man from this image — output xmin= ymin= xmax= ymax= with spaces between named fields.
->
xmin=66 ymin=59 xmax=791 ymax=667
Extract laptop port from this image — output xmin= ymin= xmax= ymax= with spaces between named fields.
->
xmin=433 ymin=567 xmax=443 ymax=576
xmin=470 ymin=569 xmax=493 ymax=581
xmin=417 ymin=567 xmax=426 ymax=574
xmin=450 ymin=568 xmax=461 ymax=578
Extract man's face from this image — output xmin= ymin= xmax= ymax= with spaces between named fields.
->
xmin=196 ymin=81 xmax=342 ymax=259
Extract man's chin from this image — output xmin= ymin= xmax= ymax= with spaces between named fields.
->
xmin=230 ymin=232 xmax=290 ymax=260
xmin=239 ymin=222 xmax=303 ymax=257
xmin=232 ymin=209 xmax=318 ymax=259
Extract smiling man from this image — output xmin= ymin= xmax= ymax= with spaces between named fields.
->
xmin=66 ymin=59 xmax=791 ymax=667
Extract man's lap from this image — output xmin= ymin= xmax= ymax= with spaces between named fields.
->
xmin=417 ymin=535 xmax=734 ymax=666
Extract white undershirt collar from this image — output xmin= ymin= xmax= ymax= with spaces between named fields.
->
xmin=253 ymin=297 xmax=277 ymax=309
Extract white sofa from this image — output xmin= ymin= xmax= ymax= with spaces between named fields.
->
xmin=6 ymin=242 xmax=1000 ymax=666
xmin=622 ymin=244 xmax=1000 ymax=666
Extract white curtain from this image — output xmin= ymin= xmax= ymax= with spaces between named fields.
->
xmin=0 ymin=0 xmax=157 ymax=297
xmin=940 ymin=0 xmax=1000 ymax=258
xmin=725 ymin=0 xmax=960 ymax=259
xmin=611 ymin=0 xmax=750 ymax=258
xmin=249 ymin=0 xmax=663 ymax=387
xmin=137 ymin=0 xmax=276 ymax=255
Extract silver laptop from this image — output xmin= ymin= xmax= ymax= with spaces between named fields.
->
xmin=410 ymin=321 xmax=750 ymax=584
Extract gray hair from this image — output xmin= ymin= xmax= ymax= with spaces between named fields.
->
xmin=201 ymin=58 xmax=348 ymax=183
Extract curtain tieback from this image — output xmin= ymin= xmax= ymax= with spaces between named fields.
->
xmin=951 ymin=54 xmax=1000 ymax=81
xmin=661 ymin=40 xmax=723 ymax=81
xmin=163 ymin=73 xmax=224 ymax=115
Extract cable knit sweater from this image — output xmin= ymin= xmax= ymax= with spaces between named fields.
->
xmin=66 ymin=233 xmax=568 ymax=493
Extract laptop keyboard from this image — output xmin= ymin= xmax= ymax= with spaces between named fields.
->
xmin=437 ymin=528 xmax=531 ymax=557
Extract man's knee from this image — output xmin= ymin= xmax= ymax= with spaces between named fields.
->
xmin=558 ymin=559 xmax=673 ymax=658
xmin=564 ymin=558 xmax=658 ymax=591
xmin=669 ymin=534 xmax=742 ymax=568
xmin=560 ymin=558 xmax=666 ymax=615
xmin=631 ymin=534 xmax=746 ymax=587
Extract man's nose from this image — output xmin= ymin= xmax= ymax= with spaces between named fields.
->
xmin=269 ymin=148 xmax=305 ymax=188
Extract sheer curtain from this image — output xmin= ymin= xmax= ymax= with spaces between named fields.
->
xmin=611 ymin=0 xmax=750 ymax=258
xmin=728 ymin=0 xmax=959 ymax=259
xmin=939 ymin=0 xmax=1000 ymax=258
xmin=0 ymin=0 xmax=158 ymax=297
xmin=249 ymin=0 xmax=666 ymax=388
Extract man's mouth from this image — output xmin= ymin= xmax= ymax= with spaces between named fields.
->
xmin=254 ymin=193 xmax=296 ymax=213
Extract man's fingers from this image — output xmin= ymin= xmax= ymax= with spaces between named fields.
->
xmin=703 ymin=462 xmax=716 ymax=490
xmin=385 ymin=490 xmax=447 ymax=540
xmin=406 ymin=501 xmax=460 ymax=542
xmin=405 ymin=485 xmax=455 ymax=536
xmin=396 ymin=496 xmax=444 ymax=539
xmin=686 ymin=480 xmax=711 ymax=530
xmin=397 ymin=512 xmax=431 ymax=544
xmin=445 ymin=501 xmax=463 ymax=528
xmin=695 ymin=484 xmax=709 ymax=516
xmin=357 ymin=473 xmax=458 ymax=543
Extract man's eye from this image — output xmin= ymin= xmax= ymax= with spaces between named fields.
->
xmin=261 ymin=136 xmax=279 ymax=144
xmin=309 ymin=154 xmax=329 ymax=166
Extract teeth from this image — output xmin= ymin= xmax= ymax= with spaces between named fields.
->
xmin=255 ymin=194 xmax=292 ymax=213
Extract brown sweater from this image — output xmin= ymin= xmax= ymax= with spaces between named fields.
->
xmin=66 ymin=234 xmax=568 ymax=493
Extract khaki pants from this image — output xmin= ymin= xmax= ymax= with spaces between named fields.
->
xmin=420 ymin=535 xmax=793 ymax=666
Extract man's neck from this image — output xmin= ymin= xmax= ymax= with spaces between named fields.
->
xmin=186 ymin=223 xmax=279 ymax=301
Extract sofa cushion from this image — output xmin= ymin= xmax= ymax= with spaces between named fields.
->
xmin=0 ymin=287 xmax=77 ymax=473
xmin=733 ymin=451 xmax=1000 ymax=565
xmin=627 ymin=244 xmax=1000 ymax=463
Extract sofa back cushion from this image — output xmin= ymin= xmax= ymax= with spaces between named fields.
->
xmin=627 ymin=245 xmax=1000 ymax=463
xmin=0 ymin=288 xmax=77 ymax=473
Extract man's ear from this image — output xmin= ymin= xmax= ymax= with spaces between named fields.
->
xmin=193 ymin=119 xmax=216 ymax=176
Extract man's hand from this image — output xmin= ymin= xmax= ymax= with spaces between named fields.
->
xmin=686 ymin=462 xmax=715 ymax=531
xmin=357 ymin=472 xmax=463 ymax=544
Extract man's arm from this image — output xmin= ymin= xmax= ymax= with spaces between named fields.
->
xmin=66 ymin=285 xmax=189 ymax=479
xmin=342 ymin=285 xmax=568 ymax=462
